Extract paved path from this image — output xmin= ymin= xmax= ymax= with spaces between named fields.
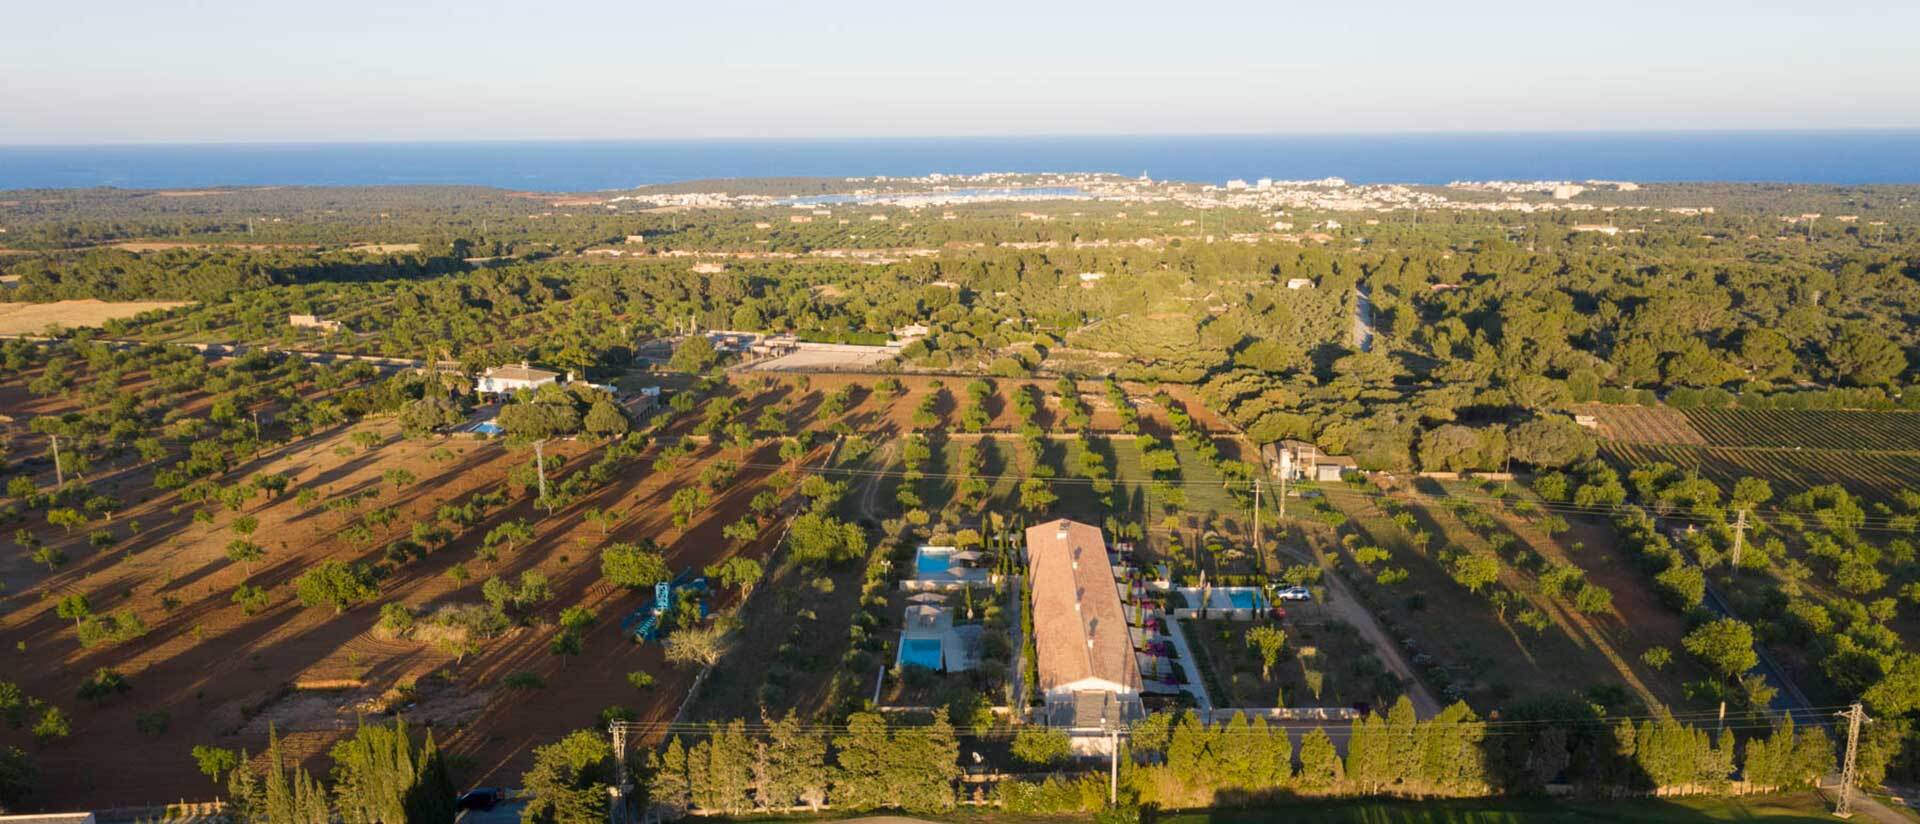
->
xmin=1351 ymin=284 xmax=1375 ymax=352
xmin=1162 ymin=616 xmax=1214 ymax=711
xmin=1007 ymin=574 xmax=1027 ymax=710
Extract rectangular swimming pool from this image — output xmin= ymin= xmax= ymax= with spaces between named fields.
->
xmin=899 ymin=638 xmax=943 ymax=670
xmin=915 ymin=548 xmax=953 ymax=576
xmin=1227 ymin=590 xmax=1263 ymax=609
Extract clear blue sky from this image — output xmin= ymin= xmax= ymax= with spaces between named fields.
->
xmin=4 ymin=0 xmax=1917 ymax=143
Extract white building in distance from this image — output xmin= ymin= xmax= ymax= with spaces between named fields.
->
xmin=475 ymin=363 xmax=561 ymax=396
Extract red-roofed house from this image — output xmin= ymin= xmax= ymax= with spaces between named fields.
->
xmin=1026 ymin=518 xmax=1144 ymax=748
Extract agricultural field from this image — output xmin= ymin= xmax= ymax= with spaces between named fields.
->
xmin=1586 ymin=403 xmax=1920 ymax=502
xmin=0 ymin=347 xmax=828 ymax=806
xmin=1314 ymin=480 xmax=1713 ymax=714
xmin=1603 ymin=442 xmax=1920 ymax=503
xmin=1681 ymin=408 xmax=1920 ymax=452
xmin=0 ymin=299 xmax=195 ymax=334
xmin=848 ymin=433 xmax=1265 ymax=568
xmin=1580 ymin=403 xmax=1707 ymax=445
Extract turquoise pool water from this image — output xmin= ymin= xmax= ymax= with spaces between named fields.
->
xmin=916 ymin=549 xmax=953 ymax=576
xmin=900 ymin=638 xmax=943 ymax=670
xmin=1228 ymin=590 xmax=1263 ymax=609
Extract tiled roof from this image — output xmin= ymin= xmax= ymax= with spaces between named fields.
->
xmin=1026 ymin=518 xmax=1141 ymax=697
xmin=482 ymin=365 xmax=560 ymax=383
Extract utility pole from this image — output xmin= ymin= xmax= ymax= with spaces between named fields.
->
xmin=533 ymin=439 xmax=549 ymax=510
xmin=1108 ymin=724 xmax=1120 ymax=805
xmin=49 ymin=433 xmax=63 ymax=488
xmin=1730 ymin=508 xmax=1749 ymax=572
xmin=610 ymin=721 xmax=632 ymax=824
xmin=1277 ymin=450 xmax=1290 ymax=519
xmin=1252 ymin=478 xmax=1262 ymax=563
xmin=1835 ymin=702 xmax=1867 ymax=818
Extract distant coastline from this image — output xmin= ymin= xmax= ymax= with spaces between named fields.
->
xmin=2 ymin=130 xmax=1917 ymax=191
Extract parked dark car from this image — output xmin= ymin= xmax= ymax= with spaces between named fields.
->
xmin=457 ymin=788 xmax=501 ymax=810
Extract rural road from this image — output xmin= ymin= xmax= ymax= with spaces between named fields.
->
xmin=1314 ymin=562 xmax=1443 ymax=716
xmin=1266 ymin=514 xmax=1442 ymax=717
xmin=1351 ymin=284 xmax=1375 ymax=353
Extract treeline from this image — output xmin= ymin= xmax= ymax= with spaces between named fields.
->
xmin=1014 ymin=699 xmax=1830 ymax=814
xmin=528 ymin=699 xmax=1835 ymax=822
xmin=3 ymin=247 xmax=467 ymax=302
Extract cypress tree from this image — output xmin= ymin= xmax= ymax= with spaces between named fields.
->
xmin=1345 ymin=714 xmax=1390 ymax=793
xmin=225 ymin=748 xmax=263 ymax=822
xmin=1214 ymin=712 xmax=1259 ymax=790
xmin=1248 ymin=715 xmax=1292 ymax=790
xmin=889 ymin=716 xmax=961 ymax=813
xmin=1741 ymin=720 xmax=1789 ymax=788
xmin=1165 ymin=714 xmax=1216 ymax=788
xmin=708 ymin=720 xmax=756 ymax=814
xmin=1384 ymin=696 xmax=1420 ymax=789
xmin=653 ymin=737 xmax=691 ymax=814
xmin=1417 ymin=700 xmax=1487 ymax=794
xmin=330 ymin=718 xmax=452 ymax=823
xmin=1297 ymin=727 xmax=1343 ymax=792
xmin=1789 ymin=726 xmax=1835 ymax=788
xmin=829 ymin=712 xmax=894 ymax=810
xmin=407 ymin=730 xmax=457 ymax=823
xmin=688 ymin=736 xmax=716 ymax=811
xmin=764 ymin=712 xmax=828 ymax=810
xmin=260 ymin=725 xmax=330 ymax=824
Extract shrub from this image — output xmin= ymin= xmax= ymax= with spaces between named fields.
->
xmin=502 ymin=671 xmax=545 ymax=690
xmin=135 ymin=710 xmax=170 ymax=737
xmin=77 ymin=668 xmax=131 ymax=703
xmin=1011 ymin=726 xmax=1073 ymax=768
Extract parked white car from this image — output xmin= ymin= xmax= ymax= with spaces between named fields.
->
xmin=1276 ymin=586 xmax=1313 ymax=602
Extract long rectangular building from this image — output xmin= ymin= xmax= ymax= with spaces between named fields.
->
xmin=1026 ymin=518 xmax=1143 ymax=734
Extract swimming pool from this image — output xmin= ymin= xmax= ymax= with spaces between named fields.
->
xmin=1227 ymin=590 xmax=1264 ymax=609
xmin=915 ymin=548 xmax=953 ymax=576
xmin=899 ymin=638 xmax=944 ymax=670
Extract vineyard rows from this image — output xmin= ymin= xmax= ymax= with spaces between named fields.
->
xmin=1581 ymin=404 xmax=1706 ymax=445
xmin=1601 ymin=442 xmax=1920 ymax=502
xmin=1680 ymin=408 xmax=1920 ymax=451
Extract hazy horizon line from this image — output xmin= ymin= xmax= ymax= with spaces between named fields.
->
xmin=6 ymin=127 xmax=1920 ymax=150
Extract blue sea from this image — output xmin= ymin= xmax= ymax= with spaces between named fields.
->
xmin=1 ymin=132 xmax=1916 ymax=191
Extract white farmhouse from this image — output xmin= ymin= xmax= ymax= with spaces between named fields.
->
xmin=475 ymin=363 xmax=561 ymax=396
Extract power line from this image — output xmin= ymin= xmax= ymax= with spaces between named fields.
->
xmin=710 ymin=455 xmax=1920 ymax=533
xmin=605 ymin=704 xmax=1854 ymax=739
